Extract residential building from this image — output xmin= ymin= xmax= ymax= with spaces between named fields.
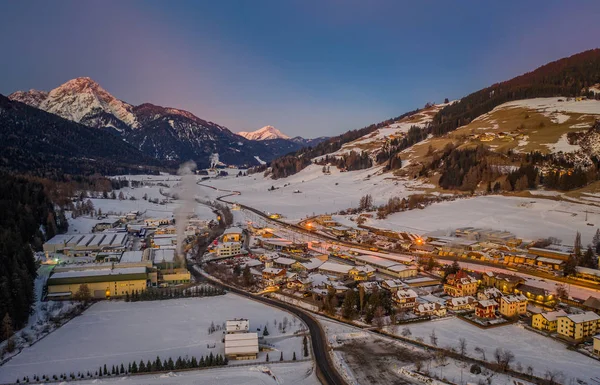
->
xmin=499 ymin=294 xmax=528 ymax=318
xmin=531 ymin=310 xmax=568 ymax=332
xmin=348 ymin=265 xmax=375 ymax=281
xmin=482 ymin=272 xmax=524 ymax=293
xmin=477 ymin=287 xmax=503 ymax=301
xmin=475 ymin=300 xmax=498 ymax=319
xmin=593 ymin=334 xmax=600 ymax=356
xmin=415 ymin=302 xmax=447 ymax=317
xmin=217 ymin=242 xmax=242 ymax=257
xmin=444 ymin=270 xmax=479 ymax=297
xmin=515 ymin=284 xmax=556 ymax=307
xmin=557 ymin=312 xmax=600 ymax=341
xmin=381 ymin=279 xmax=407 ymax=293
xmin=446 ymin=296 xmax=477 ymax=312
xmin=262 ymin=268 xmax=287 ymax=286
xmin=223 ymin=227 xmax=243 ymax=243
xmin=394 ymin=289 xmax=418 ymax=310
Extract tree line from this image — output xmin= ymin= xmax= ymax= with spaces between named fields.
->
xmin=0 ymin=173 xmax=63 ymax=347
xmin=17 ymin=353 xmax=228 ymax=383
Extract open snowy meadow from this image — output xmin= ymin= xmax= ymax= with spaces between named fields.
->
xmin=394 ymin=317 xmax=600 ymax=382
xmin=362 ymin=195 xmax=600 ymax=245
xmin=0 ymin=294 xmax=308 ymax=384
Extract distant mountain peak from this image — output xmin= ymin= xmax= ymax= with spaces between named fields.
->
xmin=9 ymin=76 xmax=139 ymax=128
xmin=238 ymin=125 xmax=290 ymax=140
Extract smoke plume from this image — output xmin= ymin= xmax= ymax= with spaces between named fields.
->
xmin=176 ymin=160 xmax=197 ymax=267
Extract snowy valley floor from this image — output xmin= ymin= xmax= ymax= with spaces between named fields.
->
xmin=0 ymin=295 xmax=308 ymax=384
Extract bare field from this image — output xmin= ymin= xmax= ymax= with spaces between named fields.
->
xmin=334 ymin=338 xmax=427 ymax=385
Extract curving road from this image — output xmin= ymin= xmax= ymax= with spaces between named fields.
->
xmin=188 ymin=267 xmax=348 ymax=385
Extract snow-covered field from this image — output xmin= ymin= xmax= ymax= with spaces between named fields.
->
xmin=67 ymin=179 xmax=216 ymax=233
xmin=501 ymin=97 xmax=600 ymax=116
xmin=201 ymin=164 xmax=430 ymax=221
xmin=0 ymin=295 xmax=307 ymax=383
xmin=365 ymin=195 xmax=600 ymax=245
xmin=63 ymin=361 xmax=318 ymax=385
xmin=396 ymin=317 xmax=600 ymax=382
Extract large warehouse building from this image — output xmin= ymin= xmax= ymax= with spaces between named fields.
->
xmin=47 ymin=266 xmax=149 ymax=299
xmin=43 ymin=233 xmax=128 ymax=257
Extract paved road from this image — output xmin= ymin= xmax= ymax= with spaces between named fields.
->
xmin=188 ymin=266 xmax=348 ymax=385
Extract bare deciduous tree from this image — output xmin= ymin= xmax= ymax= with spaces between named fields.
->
xmin=458 ymin=337 xmax=467 ymax=356
xmin=474 ymin=346 xmax=486 ymax=361
xmin=429 ymin=329 xmax=438 ymax=346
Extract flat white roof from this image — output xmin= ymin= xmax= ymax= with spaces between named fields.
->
xmin=353 ymin=254 xmax=399 ymax=268
xmin=120 ymin=251 xmax=144 ymax=263
xmin=274 ymin=256 xmax=296 ymax=266
xmin=45 ymin=234 xmax=75 ymax=245
xmin=50 ymin=267 xmax=146 ymax=279
xmin=263 ymin=267 xmax=284 ymax=275
xmin=77 ymin=234 xmax=95 ymax=247
xmin=224 ymin=332 xmax=259 ymax=354
xmin=111 ymin=233 xmax=127 ymax=246
xmin=388 ymin=264 xmax=417 ymax=272
xmin=318 ymin=261 xmax=352 ymax=274
xmin=576 ymin=266 xmax=600 ymax=277
xmin=224 ymin=227 xmax=243 ymax=235
xmin=226 ymin=319 xmax=249 ymax=333
xmin=153 ymin=249 xmax=176 ymax=263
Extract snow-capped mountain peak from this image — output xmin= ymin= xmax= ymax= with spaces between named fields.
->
xmin=238 ymin=125 xmax=290 ymax=140
xmin=10 ymin=77 xmax=139 ymax=129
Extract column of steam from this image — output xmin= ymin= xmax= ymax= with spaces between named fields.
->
xmin=176 ymin=161 xmax=197 ymax=268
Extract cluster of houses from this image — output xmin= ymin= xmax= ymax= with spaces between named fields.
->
xmin=467 ymin=131 xmax=526 ymax=142
xmin=424 ymin=229 xmax=596 ymax=278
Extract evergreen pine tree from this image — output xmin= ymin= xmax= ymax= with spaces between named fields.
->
xmin=293 ymin=351 xmax=297 ymax=361
xmin=139 ymin=360 xmax=145 ymax=372
xmin=120 ymin=363 xmax=125 ymax=374
xmin=103 ymin=364 xmax=107 ymax=376
xmin=280 ymin=352 xmax=283 ymax=361
xmin=131 ymin=361 xmax=138 ymax=374
xmin=266 ymin=353 xmax=270 ymax=362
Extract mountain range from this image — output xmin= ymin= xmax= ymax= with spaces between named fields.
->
xmin=6 ymin=78 xmax=325 ymax=171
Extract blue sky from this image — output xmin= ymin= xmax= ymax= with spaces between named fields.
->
xmin=1 ymin=1 xmax=599 ymax=138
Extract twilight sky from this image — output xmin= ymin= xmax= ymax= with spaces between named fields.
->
xmin=1 ymin=1 xmax=599 ymax=138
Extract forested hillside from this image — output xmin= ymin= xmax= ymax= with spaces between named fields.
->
xmin=431 ymin=49 xmax=600 ymax=136
xmin=0 ymin=95 xmax=165 ymax=177
xmin=0 ymin=173 xmax=66 ymax=344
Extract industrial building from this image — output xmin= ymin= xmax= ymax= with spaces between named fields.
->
xmin=43 ymin=233 xmax=128 ymax=257
xmin=47 ymin=266 xmax=149 ymax=299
